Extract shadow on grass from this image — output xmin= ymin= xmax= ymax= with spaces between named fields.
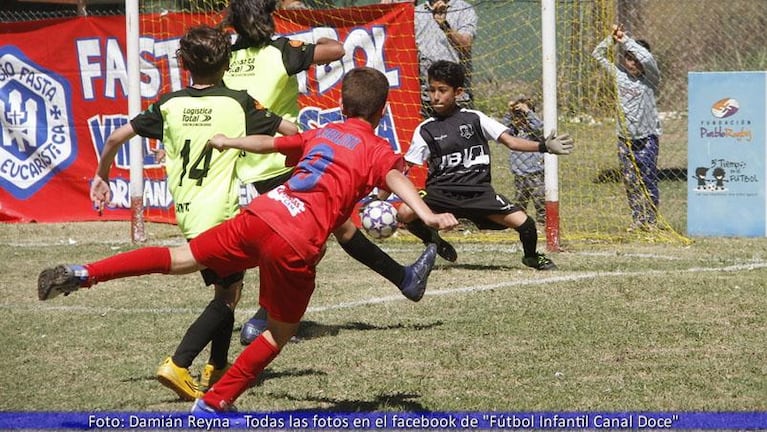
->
xmin=271 ymin=391 xmax=427 ymax=412
xmin=294 ymin=320 xmax=443 ymax=341
xmin=125 ymin=321 xmax=444 ymax=400
xmin=253 ymin=367 xmax=327 ymax=387
xmin=436 ymin=263 xmax=518 ymax=271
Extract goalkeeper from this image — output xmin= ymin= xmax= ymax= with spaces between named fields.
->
xmin=398 ymin=60 xmax=574 ymax=270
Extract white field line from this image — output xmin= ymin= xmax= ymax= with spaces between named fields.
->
xmin=4 ymin=261 xmax=766 ymax=316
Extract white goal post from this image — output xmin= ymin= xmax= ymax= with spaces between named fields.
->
xmin=126 ymin=0 xmax=145 ymax=242
xmin=541 ymin=0 xmax=561 ymax=251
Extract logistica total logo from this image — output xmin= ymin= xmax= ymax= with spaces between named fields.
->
xmin=182 ymin=107 xmax=213 ymax=127
xmin=0 ymin=47 xmax=76 ymax=199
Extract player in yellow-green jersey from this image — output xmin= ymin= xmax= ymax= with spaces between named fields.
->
xmin=89 ymin=25 xmax=298 ymax=401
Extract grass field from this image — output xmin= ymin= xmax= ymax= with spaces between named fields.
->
xmin=1 ymin=221 xmax=766 ymax=413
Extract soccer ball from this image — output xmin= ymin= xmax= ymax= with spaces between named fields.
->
xmin=361 ymin=200 xmax=399 ymax=239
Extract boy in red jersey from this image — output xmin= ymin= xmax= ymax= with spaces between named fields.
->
xmin=38 ymin=67 xmax=458 ymax=412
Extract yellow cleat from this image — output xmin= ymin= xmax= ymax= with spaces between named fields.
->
xmin=200 ymin=362 xmax=232 ymax=392
xmin=156 ymin=357 xmax=202 ymax=401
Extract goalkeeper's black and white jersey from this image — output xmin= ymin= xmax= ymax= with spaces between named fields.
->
xmin=405 ymin=108 xmax=507 ymax=190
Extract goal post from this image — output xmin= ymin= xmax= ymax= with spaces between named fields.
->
xmin=126 ymin=0 xmax=145 ymax=242
xmin=541 ymin=0 xmax=560 ymax=251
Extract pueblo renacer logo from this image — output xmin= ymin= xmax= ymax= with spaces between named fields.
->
xmin=710 ymin=97 xmax=739 ymax=119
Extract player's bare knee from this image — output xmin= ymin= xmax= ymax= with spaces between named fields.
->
xmin=495 ymin=210 xmax=527 ymax=229
xmin=168 ymin=245 xmax=201 ymax=274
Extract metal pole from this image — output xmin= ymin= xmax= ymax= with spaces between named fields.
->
xmin=541 ymin=0 xmax=561 ymax=251
xmin=126 ymin=0 xmax=146 ymax=242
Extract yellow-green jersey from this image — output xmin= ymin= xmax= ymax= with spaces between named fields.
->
xmin=224 ymin=37 xmax=316 ymax=184
xmin=131 ymin=85 xmax=283 ymax=238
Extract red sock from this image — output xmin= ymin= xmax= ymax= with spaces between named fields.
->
xmin=202 ymin=334 xmax=280 ymax=410
xmin=84 ymin=247 xmax=171 ymax=285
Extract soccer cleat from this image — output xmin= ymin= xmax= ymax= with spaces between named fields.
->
xmin=200 ymin=362 xmax=231 ymax=392
xmin=398 ymin=244 xmax=437 ymax=302
xmin=156 ymin=357 xmax=202 ymax=401
xmin=38 ymin=265 xmax=89 ymax=301
xmin=405 ymin=220 xmax=457 ymax=262
xmin=191 ymin=399 xmax=243 ymax=424
xmin=239 ymin=317 xmax=267 ymax=346
xmin=433 ymin=235 xmax=458 ymax=263
xmin=191 ymin=398 xmax=218 ymax=415
xmin=522 ymin=252 xmax=558 ymax=271
xmin=424 ymin=227 xmax=457 ymax=262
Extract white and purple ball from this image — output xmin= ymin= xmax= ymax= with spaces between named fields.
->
xmin=361 ymin=200 xmax=399 ymax=239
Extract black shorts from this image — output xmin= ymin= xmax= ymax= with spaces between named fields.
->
xmin=422 ymin=185 xmax=523 ymax=230
xmin=200 ymin=268 xmax=245 ymax=287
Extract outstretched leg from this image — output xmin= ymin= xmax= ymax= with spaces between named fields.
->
xmin=38 ymin=245 xmax=201 ymax=301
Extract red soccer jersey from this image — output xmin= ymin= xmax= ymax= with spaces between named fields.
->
xmin=245 ymin=118 xmax=404 ymax=262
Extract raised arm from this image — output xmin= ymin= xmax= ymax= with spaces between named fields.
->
xmin=428 ymin=0 xmax=476 ymax=59
xmin=312 ymin=37 xmax=345 ymax=65
xmin=591 ymin=34 xmax=616 ymax=72
xmin=623 ymin=37 xmax=660 ymax=91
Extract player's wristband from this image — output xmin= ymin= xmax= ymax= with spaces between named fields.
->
xmin=538 ymin=139 xmax=548 ymax=153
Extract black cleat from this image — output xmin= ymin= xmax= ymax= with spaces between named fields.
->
xmin=522 ymin=252 xmax=557 ymax=270
xmin=433 ymin=235 xmax=458 ymax=262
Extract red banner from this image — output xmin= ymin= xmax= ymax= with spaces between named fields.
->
xmin=0 ymin=4 xmax=420 ymax=224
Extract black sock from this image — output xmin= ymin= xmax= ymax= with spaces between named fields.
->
xmin=516 ymin=216 xmax=538 ymax=258
xmin=249 ymin=307 xmax=267 ymax=322
xmin=209 ymin=305 xmax=234 ymax=368
xmin=340 ymin=229 xmax=404 ymax=286
xmin=172 ymin=298 xmax=230 ymax=368
xmin=405 ymin=219 xmax=436 ymax=244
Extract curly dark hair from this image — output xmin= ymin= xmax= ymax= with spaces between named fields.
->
xmin=176 ymin=25 xmax=231 ymax=80
xmin=427 ymin=60 xmax=465 ymax=90
xmin=226 ymin=0 xmax=278 ymax=49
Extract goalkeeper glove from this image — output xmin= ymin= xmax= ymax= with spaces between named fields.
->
xmin=538 ymin=131 xmax=574 ymax=155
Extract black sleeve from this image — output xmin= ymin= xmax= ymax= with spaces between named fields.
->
xmin=272 ymin=37 xmax=317 ymax=76
xmin=129 ymin=102 xmax=164 ymax=140
xmin=243 ymin=95 xmax=283 ymax=137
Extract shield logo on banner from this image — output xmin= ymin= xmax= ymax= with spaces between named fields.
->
xmin=0 ymin=46 xmax=76 ymax=199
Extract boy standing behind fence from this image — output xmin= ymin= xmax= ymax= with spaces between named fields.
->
xmin=503 ymin=96 xmax=546 ymax=226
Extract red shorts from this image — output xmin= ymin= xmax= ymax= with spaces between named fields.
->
xmin=189 ymin=211 xmax=316 ymax=323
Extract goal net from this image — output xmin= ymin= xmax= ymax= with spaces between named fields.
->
xmin=134 ymin=0 xmax=767 ymax=245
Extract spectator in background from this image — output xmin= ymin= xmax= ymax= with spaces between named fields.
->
xmin=414 ymin=0 xmax=477 ymax=118
xmin=592 ymin=24 xmax=662 ymax=232
xmin=503 ymin=96 xmax=546 ymax=226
